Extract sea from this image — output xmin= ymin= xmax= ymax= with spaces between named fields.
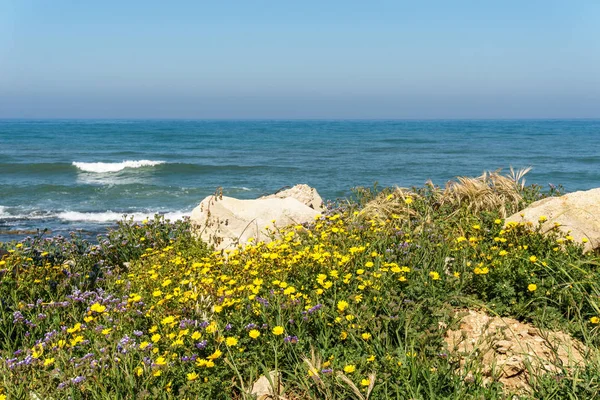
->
xmin=1 ymin=119 xmax=599 ymax=242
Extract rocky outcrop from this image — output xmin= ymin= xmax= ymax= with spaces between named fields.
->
xmin=259 ymin=184 xmax=326 ymax=212
xmin=191 ymin=185 xmax=323 ymax=251
xmin=506 ymin=188 xmax=600 ymax=253
xmin=445 ymin=310 xmax=586 ymax=393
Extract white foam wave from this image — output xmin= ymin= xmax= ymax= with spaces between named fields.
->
xmin=56 ymin=211 xmax=190 ymax=223
xmin=0 ymin=206 xmax=51 ymax=220
xmin=72 ymin=160 xmax=166 ymax=173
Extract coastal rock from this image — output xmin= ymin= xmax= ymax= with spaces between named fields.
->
xmin=505 ymin=188 xmax=600 ymax=253
xmin=250 ymin=371 xmax=283 ymax=399
xmin=259 ymin=184 xmax=326 ymax=212
xmin=190 ymin=186 xmax=323 ymax=251
xmin=445 ymin=310 xmax=586 ymax=393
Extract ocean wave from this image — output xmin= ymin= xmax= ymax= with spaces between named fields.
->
xmin=0 ymin=207 xmax=189 ymax=223
xmin=56 ymin=211 xmax=189 ymax=222
xmin=72 ymin=160 xmax=166 ymax=173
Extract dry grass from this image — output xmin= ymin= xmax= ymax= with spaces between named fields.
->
xmin=438 ymin=167 xmax=531 ymax=218
xmin=358 ymin=187 xmax=421 ymax=222
xmin=359 ymin=167 xmax=531 ymax=222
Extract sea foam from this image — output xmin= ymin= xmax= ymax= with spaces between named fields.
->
xmin=56 ymin=211 xmax=189 ymax=223
xmin=72 ymin=160 xmax=166 ymax=173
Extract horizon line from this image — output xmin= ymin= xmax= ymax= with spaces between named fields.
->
xmin=1 ymin=117 xmax=600 ymax=122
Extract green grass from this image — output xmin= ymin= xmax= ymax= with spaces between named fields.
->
xmin=0 ymin=181 xmax=598 ymax=399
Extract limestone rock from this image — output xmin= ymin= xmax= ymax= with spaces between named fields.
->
xmin=260 ymin=184 xmax=326 ymax=212
xmin=506 ymin=188 xmax=600 ymax=253
xmin=445 ymin=310 xmax=586 ymax=393
xmin=250 ymin=371 xmax=283 ymax=399
xmin=191 ymin=187 xmax=323 ymax=251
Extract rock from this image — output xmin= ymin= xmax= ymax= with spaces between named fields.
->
xmin=191 ymin=187 xmax=323 ymax=251
xmin=260 ymin=184 xmax=326 ymax=212
xmin=250 ymin=371 xmax=282 ymax=399
xmin=505 ymin=188 xmax=600 ymax=253
xmin=445 ymin=310 xmax=586 ymax=393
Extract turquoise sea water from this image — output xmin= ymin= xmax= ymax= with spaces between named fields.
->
xmin=1 ymin=119 xmax=599 ymax=241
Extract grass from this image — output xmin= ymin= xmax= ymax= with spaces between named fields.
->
xmin=0 ymin=173 xmax=598 ymax=399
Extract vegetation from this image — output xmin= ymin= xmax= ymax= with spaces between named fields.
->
xmin=1 ymin=171 xmax=599 ymax=399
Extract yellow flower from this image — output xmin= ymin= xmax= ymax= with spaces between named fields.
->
xmin=529 ymin=255 xmax=538 ymax=263
xmin=272 ymin=326 xmax=284 ymax=335
xmin=538 ymin=216 xmax=548 ymax=223
xmin=151 ymin=333 xmax=161 ymax=343
xmin=361 ymin=333 xmax=371 ymax=340
xmin=404 ymin=197 xmax=413 ymax=205
xmin=361 ymin=378 xmax=371 ymax=386
xmin=366 ymin=355 xmax=376 ymax=362
xmin=43 ymin=357 xmax=55 ymax=367
xmin=249 ymin=329 xmax=261 ymax=339
xmin=191 ymin=331 xmax=202 ymax=340
xmin=343 ymin=365 xmax=356 ymax=373
xmin=139 ymin=341 xmax=150 ymax=350
xmin=90 ymin=303 xmax=106 ymax=313
xmin=528 ymin=284 xmax=537 ymax=292
xmin=32 ymin=344 xmax=43 ymax=359
xmin=582 ymin=237 xmax=589 ymax=243
xmin=494 ymin=219 xmax=502 ymax=224
xmin=337 ymin=300 xmax=349 ymax=312
xmin=161 ymin=316 xmax=175 ymax=325
xmin=429 ymin=271 xmax=440 ymax=280
xmin=135 ymin=366 xmax=144 ymax=376
xmin=472 ymin=224 xmax=481 ymax=230
xmin=207 ymin=349 xmax=222 ymax=360
xmin=206 ymin=321 xmax=218 ymax=334
xmin=154 ymin=356 xmax=167 ymax=366
xmin=225 ymin=337 xmax=238 ymax=347
xmin=473 ymin=267 xmax=489 ymax=275
xmin=340 ymin=331 xmax=348 ymax=340
xmin=196 ymin=359 xmax=207 ymax=367
xmin=187 ymin=372 xmax=199 ymax=381
xmin=101 ymin=328 xmax=112 ymax=335
xmin=499 ymin=250 xmax=508 ymax=256
xmin=590 ymin=316 xmax=600 ymax=324
xmin=67 ymin=323 xmax=82 ymax=334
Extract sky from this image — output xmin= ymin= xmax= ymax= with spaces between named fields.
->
xmin=0 ymin=1 xmax=599 ymax=119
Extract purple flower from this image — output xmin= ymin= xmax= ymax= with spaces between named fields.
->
xmin=196 ymin=340 xmax=208 ymax=350
xmin=284 ymin=335 xmax=298 ymax=344
xmin=308 ymin=304 xmax=323 ymax=313
xmin=256 ymin=297 xmax=270 ymax=307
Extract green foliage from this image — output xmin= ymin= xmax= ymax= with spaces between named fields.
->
xmin=0 ymin=184 xmax=598 ymax=399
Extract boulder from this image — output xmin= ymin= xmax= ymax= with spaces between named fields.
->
xmin=445 ymin=310 xmax=586 ymax=393
xmin=190 ymin=186 xmax=323 ymax=251
xmin=260 ymin=184 xmax=326 ymax=212
xmin=505 ymin=188 xmax=600 ymax=253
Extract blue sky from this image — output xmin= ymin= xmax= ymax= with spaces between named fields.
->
xmin=0 ymin=1 xmax=599 ymax=118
